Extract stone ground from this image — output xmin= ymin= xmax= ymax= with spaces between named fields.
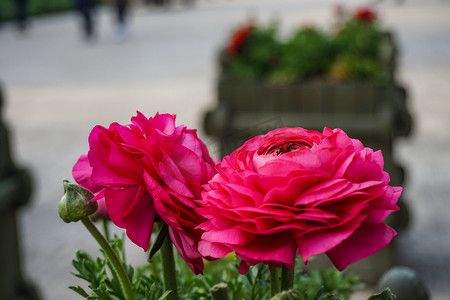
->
xmin=0 ymin=0 xmax=449 ymax=299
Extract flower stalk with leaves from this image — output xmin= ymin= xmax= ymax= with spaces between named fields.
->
xmin=59 ymin=180 xmax=136 ymax=300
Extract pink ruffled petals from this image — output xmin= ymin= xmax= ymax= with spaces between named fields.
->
xmin=198 ymin=239 xmax=233 ymax=260
xmin=158 ymin=155 xmax=194 ymax=199
xmin=144 ymin=171 xmax=187 ymax=232
xmin=364 ymin=186 xmax=401 ymax=224
xmin=104 ymin=186 xmax=155 ymax=250
xmin=169 ymin=228 xmax=204 ymax=275
xmin=198 ymin=127 xmax=401 ymax=272
xmin=72 ymin=112 xmax=216 ymax=274
xmin=202 ymin=227 xmax=256 ymax=247
xmin=222 ymin=183 xmax=264 ymax=207
xmin=233 ymin=232 xmax=297 ymax=273
xmin=296 ymin=214 xmax=366 ymax=263
xmin=104 ymin=185 xmax=147 ymax=223
xmin=88 ymin=132 xmax=140 ymax=187
xmin=73 ymin=154 xmax=101 ymax=193
xmin=296 ymin=179 xmax=351 ymax=206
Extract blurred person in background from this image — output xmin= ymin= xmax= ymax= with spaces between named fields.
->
xmin=112 ymin=0 xmax=131 ymax=41
xmin=143 ymin=0 xmax=195 ymax=7
xmin=13 ymin=0 xmax=28 ymax=32
xmin=73 ymin=0 xmax=96 ymax=40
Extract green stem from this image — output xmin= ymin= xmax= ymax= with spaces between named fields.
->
xmin=102 ymin=219 xmax=110 ymax=242
xmin=271 ymin=267 xmax=280 ymax=296
xmin=160 ymin=234 xmax=178 ymax=300
xmin=81 ymin=217 xmax=135 ymax=300
xmin=281 ymin=263 xmax=295 ymax=291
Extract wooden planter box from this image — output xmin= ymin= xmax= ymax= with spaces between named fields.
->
xmin=205 ymin=79 xmax=411 ymax=183
xmin=203 ymin=78 xmax=412 ymax=283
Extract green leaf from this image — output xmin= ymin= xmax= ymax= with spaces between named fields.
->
xmin=91 ymin=285 xmax=115 ymax=300
xmin=69 ymin=286 xmax=90 ymax=298
xmin=147 ymin=223 xmax=169 ymax=262
xmin=157 ymin=291 xmax=172 ymax=300
xmin=70 ymin=235 xmax=141 ymax=299
xmin=367 ymin=288 xmax=396 ymax=300
xmin=322 ymin=294 xmax=343 ymax=300
xmin=313 ymin=287 xmax=325 ymax=300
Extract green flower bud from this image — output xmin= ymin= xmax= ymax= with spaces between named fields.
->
xmin=58 ymin=180 xmax=97 ymax=223
xmin=270 ymin=289 xmax=304 ymax=300
xmin=210 ymin=283 xmax=229 ymax=300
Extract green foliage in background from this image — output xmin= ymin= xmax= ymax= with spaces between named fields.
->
xmin=295 ymin=268 xmax=363 ymax=300
xmin=70 ymin=234 xmax=365 ymax=300
xmin=328 ymin=54 xmax=388 ymax=82
xmin=223 ymin=17 xmax=391 ymax=84
xmin=269 ymin=28 xmax=336 ymax=84
xmin=1 ymin=0 xmax=79 ymax=22
xmin=332 ymin=19 xmax=385 ymax=59
xmin=227 ymin=25 xmax=282 ymax=82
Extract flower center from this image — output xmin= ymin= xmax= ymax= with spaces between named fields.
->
xmin=266 ymin=141 xmax=308 ymax=156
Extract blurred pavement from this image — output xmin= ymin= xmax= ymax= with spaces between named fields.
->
xmin=0 ymin=0 xmax=449 ymax=299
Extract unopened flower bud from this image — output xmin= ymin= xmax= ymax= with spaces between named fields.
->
xmin=210 ymin=283 xmax=229 ymax=300
xmin=59 ymin=180 xmax=97 ymax=223
xmin=270 ymin=289 xmax=304 ymax=300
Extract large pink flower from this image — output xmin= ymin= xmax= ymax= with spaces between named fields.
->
xmin=73 ymin=112 xmax=216 ymax=274
xmin=197 ymin=127 xmax=400 ymax=273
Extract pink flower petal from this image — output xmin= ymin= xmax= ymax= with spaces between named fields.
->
xmin=326 ymin=222 xmax=397 ymax=271
xmin=169 ymin=228 xmax=204 ymax=274
xmin=233 ymin=232 xmax=297 ymax=270
xmin=105 ymin=186 xmax=155 ymax=251
xmin=198 ymin=240 xmax=233 ymax=259
xmin=297 ymin=215 xmax=366 ymax=263
xmin=73 ymin=154 xmax=101 ymax=192
xmin=158 ymin=153 xmax=194 ymax=198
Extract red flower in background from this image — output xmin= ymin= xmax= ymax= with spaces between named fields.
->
xmin=227 ymin=24 xmax=254 ymax=57
xmin=197 ymin=127 xmax=400 ymax=273
xmin=354 ymin=6 xmax=377 ymax=24
xmin=73 ymin=112 xmax=216 ymax=274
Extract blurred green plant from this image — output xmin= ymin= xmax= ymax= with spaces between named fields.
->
xmin=70 ymin=235 xmax=365 ymax=300
xmin=332 ymin=19 xmax=385 ymax=59
xmin=0 ymin=0 xmax=102 ymax=22
xmin=295 ymin=268 xmax=364 ymax=300
xmin=269 ymin=27 xmax=335 ymax=83
xmin=328 ymin=53 xmax=387 ymax=82
xmin=222 ymin=7 xmax=392 ymax=84
xmin=227 ymin=24 xmax=282 ymax=82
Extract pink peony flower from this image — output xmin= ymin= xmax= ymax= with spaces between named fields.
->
xmin=197 ymin=127 xmax=400 ymax=273
xmin=73 ymin=112 xmax=216 ymax=274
